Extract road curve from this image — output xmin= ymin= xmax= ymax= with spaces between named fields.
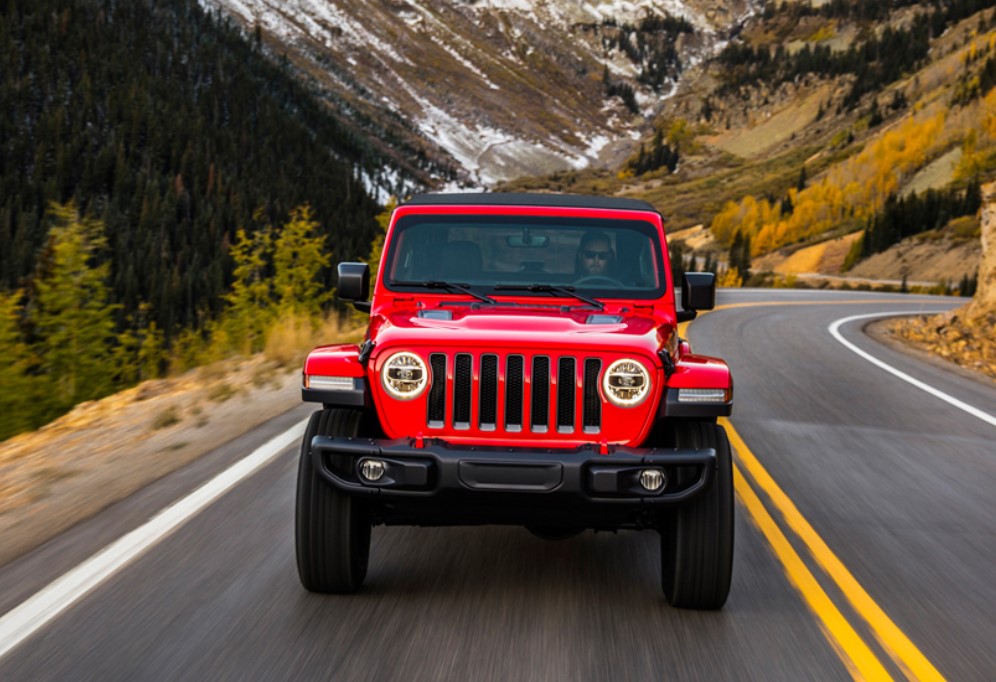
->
xmin=1 ymin=289 xmax=993 ymax=681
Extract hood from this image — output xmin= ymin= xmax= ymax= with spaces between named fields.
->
xmin=371 ymin=304 xmax=672 ymax=361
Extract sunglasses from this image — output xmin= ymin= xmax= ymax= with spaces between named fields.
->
xmin=582 ymin=250 xmax=612 ymax=261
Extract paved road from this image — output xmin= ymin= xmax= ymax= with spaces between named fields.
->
xmin=1 ymin=290 xmax=993 ymax=680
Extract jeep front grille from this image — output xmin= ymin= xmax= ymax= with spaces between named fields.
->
xmin=427 ymin=353 xmax=602 ymax=435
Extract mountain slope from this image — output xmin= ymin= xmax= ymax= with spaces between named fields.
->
xmin=200 ymin=0 xmax=759 ymax=186
xmin=0 ymin=0 xmax=388 ymax=335
xmin=506 ymin=1 xmax=996 ymax=288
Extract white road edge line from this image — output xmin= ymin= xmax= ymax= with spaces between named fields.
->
xmin=829 ymin=311 xmax=996 ymax=429
xmin=0 ymin=417 xmax=309 ymax=662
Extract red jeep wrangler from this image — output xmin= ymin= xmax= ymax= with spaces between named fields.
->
xmin=296 ymin=193 xmax=734 ymax=609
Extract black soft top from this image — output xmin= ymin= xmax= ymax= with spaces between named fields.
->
xmin=405 ymin=192 xmax=658 ymax=213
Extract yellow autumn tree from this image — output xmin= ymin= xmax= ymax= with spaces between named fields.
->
xmin=712 ymin=110 xmax=948 ymax=255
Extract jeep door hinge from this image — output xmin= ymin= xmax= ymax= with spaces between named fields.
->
xmin=658 ymin=348 xmax=676 ymax=380
xmin=358 ymin=339 xmax=375 ymax=366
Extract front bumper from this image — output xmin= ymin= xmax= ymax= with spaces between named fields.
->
xmin=311 ymin=436 xmax=716 ymax=512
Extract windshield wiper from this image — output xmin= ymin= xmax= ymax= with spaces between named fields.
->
xmin=493 ymin=283 xmax=604 ymax=310
xmin=389 ymin=280 xmax=496 ymax=305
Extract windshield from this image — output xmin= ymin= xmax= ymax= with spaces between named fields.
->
xmin=383 ymin=215 xmax=665 ymax=300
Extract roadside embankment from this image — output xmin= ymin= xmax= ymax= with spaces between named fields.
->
xmin=881 ymin=181 xmax=996 ymax=382
xmin=0 ymin=357 xmax=300 ymax=567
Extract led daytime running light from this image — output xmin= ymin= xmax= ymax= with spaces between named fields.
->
xmin=381 ymin=351 xmax=428 ymax=400
xmin=602 ymin=358 xmax=651 ymax=407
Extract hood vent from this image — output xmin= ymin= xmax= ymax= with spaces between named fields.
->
xmin=586 ymin=314 xmax=623 ymax=325
xmin=418 ymin=309 xmax=453 ymax=320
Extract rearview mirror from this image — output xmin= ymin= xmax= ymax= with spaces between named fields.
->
xmin=677 ymin=272 xmax=715 ymax=321
xmin=506 ymin=228 xmax=548 ymax=247
xmin=337 ymin=262 xmax=371 ymax=313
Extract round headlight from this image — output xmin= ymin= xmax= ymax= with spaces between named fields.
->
xmin=602 ymin=358 xmax=651 ymax=407
xmin=381 ymin=352 xmax=428 ymax=400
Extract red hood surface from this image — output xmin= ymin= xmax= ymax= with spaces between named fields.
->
xmin=370 ymin=304 xmax=672 ymax=363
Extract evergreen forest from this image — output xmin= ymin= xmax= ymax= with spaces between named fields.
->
xmin=0 ymin=0 xmax=398 ymax=440
xmin=1 ymin=0 xmax=388 ymax=337
xmin=720 ymin=0 xmax=996 ymax=108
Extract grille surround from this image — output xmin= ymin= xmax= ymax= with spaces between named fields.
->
xmin=426 ymin=352 xmax=602 ymax=436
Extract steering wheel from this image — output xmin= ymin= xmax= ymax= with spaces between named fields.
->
xmin=574 ymin=275 xmax=623 ymax=287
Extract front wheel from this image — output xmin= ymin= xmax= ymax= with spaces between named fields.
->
xmin=659 ymin=421 xmax=734 ymax=609
xmin=295 ymin=409 xmax=372 ymax=593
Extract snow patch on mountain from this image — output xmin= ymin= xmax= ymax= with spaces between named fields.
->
xmin=200 ymin=0 xmax=759 ymax=187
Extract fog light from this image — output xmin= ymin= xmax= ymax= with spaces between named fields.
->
xmin=359 ymin=459 xmax=386 ymax=482
xmin=639 ymin=468 xmax=665 ymax=492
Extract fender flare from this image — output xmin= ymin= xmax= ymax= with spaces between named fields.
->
xmin=659 ymin=353 xmax=733 ymax=418
xmin=301 ymin=344 xmax=370 ymax=408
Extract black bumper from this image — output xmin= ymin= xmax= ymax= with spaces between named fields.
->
xmin=310 ymin=436 xmax=716 ymax=512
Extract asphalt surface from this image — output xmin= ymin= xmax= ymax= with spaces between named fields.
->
xmin=1 ymin=289 xmax=993 ymax=680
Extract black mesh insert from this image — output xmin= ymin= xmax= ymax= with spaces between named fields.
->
xmin=479 ymin=355 xmax=498 ymax=427
xmin=454 ymin=354 xmax=472 ymax=426
xmin=428 ymin=354 xmax=447 ymax=426
xmin=531 ymin=356 xmax=550 ymax=430
xmin=505 ymin=355 xmax=523 ymax=429
xmin=583 ymin=358 xmax=601 ymax=431
xmin=557 ymin=357 xmax=576 ymax=431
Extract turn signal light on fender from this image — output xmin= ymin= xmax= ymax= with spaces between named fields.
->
xmin=676 ymin=388 xmax=729 ymax=403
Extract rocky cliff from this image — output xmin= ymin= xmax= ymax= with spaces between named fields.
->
xmin=967 ymin=181 xmax=996 ymax=320
xmin=885 ymin=181 xmax=996 ymax=382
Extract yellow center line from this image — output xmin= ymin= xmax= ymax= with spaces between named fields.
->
xmin=680 ymin=298 xmax=947 ymax=681
xmin=732 ymin=463 xmax=893 ymax=681
xmin=724 ymin=419 xmax=946 ymax=682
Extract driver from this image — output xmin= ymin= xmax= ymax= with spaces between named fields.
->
xmin=575 ymin=231 xmax=615 ymax=279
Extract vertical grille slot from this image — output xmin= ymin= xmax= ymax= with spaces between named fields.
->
xmin=531 ymin=356 xmax=550 ymax=432
xmin=557 ymin=357 xmax=576 ymax=433
xmin=505 ymin=355 xmax=523 ymax=431
xmin=583 ymin=358 xmax=601 ymax=433
xmin=479 ymin=354 xmax=498 ymax=430
xmin=427 ymin=354 xmax=447 ymax=428
xmin=453 ymin=354 xmax=472 ymax=429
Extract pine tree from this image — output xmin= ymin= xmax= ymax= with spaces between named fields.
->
xmin=31 ymin=203 xmax=119 ymax=418
xmin=273 ymin=204 xmax=331 ymax=321
xmin=726 ymin=231 xmax=751 ymax=286
xmin=223 ymin=223 xmax=274 ymax=355
xmin=739 ymin=232 xmax=752 ymax=283
xmin=0 ymin=290 xmax=35 ymax=441
xmin=702 ymin=252 xmax=717 ymax=275
xmin=138 ymin=320 xmax=166 ymax=380
xmin=729 ymin=231 xmax=744 ymax=279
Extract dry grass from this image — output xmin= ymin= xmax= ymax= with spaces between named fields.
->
xmin=706 ymin=85 xmax=832 ymax=159
xmin=0 ymin=307 xmax=371 ymax=567
xmin=755 ymin=232 xmax=863 ymax=275
xmin=263 ymin=313 xmax=363 ymax=367
xmin=0 ymin=349 xmax=339 ymax=565
xmin=152 ymin=406 xmax=182 ymax=430
xmin=847 ymin=235 xmax=981 ymax=283
xmin=207 ymin=382 xmax=238 ymax=403
xmin=901 ymin=148 xmax=963 ymax=198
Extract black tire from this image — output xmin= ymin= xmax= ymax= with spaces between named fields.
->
xmin=659 ymin=421 xmax=734 ymax=609
xmin=295 ymin=409 xmax=372 ymax=593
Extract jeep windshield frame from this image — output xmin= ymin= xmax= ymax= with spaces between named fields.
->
xmin=382 ymin=214 xmax=667 ymax=301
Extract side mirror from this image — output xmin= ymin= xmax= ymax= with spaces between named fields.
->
xmin=677 ymin=272 xmax=715 ymax=322
xmin=338 ymin=262 xmax=371 ymax=313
